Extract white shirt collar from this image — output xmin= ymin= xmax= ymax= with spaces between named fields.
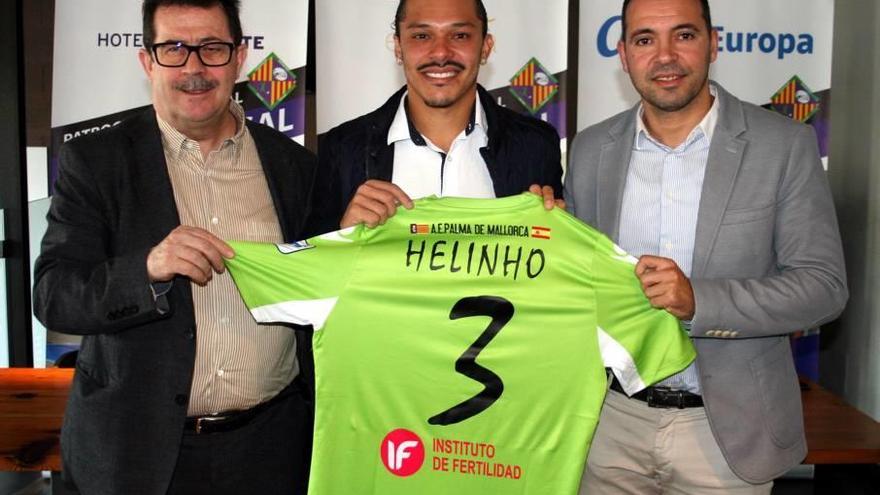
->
xmin=635 ymin=83 xmax=719 ymax=150
xmin=387 ymin=90 xmax=486 ymax=146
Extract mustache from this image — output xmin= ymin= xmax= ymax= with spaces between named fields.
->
xmin=648 ymin=63 xmax=687 ymax=78
xmin=174 ymin=76 xmax=219 ymax=92
xmin=416 ymin=60 xmax=467 ymax=72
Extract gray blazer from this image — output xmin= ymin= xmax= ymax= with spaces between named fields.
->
xmin=565 ymin=82 xmax=847 ymax=483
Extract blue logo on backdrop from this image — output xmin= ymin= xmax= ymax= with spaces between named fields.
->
xmin=596 ymin=16 xmax=621 ymax=57
xmin=596 ymin=16 xmax=814 ymax=60
xmin=715 ymin=27 xmax=813 ymax=60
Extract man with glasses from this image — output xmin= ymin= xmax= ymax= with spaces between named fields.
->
xmin=33 ymin=1 xmax=315 ymax=493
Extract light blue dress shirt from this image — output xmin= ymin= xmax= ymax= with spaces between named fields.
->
xmin=618 ymin=90 xmax=719 ymax=394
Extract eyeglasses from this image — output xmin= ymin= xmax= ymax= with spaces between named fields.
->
xmin=150 ymin=41 xmax=236 ymax=68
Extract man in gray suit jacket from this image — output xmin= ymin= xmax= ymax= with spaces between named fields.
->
xmin=566 ymin=0 xmax=847 ymax=493
xmin=33 ymin=1 xmax=315 ymax=493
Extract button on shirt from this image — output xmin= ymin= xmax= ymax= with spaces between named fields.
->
xmin=389 ymin=92 xmax=496 ymax=199
xmin=158 ymin=101 xmax=298 ymax=416
xmin=618 ymin=88 xmax=719 ymax=394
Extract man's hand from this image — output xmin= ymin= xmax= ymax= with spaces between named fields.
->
xmin=528 ymin=184 xmax=565 ymax=210
xmin=146 ymin=226 xmax=234 ymax=286
xmin=635 ymin=255 xmax=695 ymax=320
xmin=340 ymin=180 xmax=413 ymax=228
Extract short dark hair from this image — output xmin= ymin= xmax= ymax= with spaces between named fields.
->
xmin=142 ymin=0 xmax=243 ymax=48
xmin=620 ymin=0 xmax=712 ymax=41
xmin=393 ymin=0 xmax=489 ymax=38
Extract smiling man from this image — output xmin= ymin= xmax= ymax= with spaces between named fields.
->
xmin=566 ymin=0 xmax=847 ymax=493
xmin=305 ymin=0 xmax=563 ymax=236
xmin=33 ymin=1 xmax=316 ymax=493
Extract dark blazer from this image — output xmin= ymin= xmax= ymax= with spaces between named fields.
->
xmin=566 ymin=83 xmax=847 ymax=483
xmin=305 ymin=84 xmax=563 ymax=236
xmin=33 ymin=108 xmax=317 ymax=495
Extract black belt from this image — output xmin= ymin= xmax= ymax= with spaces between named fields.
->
xmin=184 ymin=380 xmax=300 ymax=434
xmin=610 ymin=377 xmax=704 ymax=409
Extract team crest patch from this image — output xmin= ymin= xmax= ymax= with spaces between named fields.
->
xmin=248 ymin=53 xmax=297 ymax=110
xmin=770 ymin=75 xmax=820 ymax=123
xmin=509 ymin=57 xmax=559 ymax=115
xmin=276 ymin=240 xmax=314 ymax=254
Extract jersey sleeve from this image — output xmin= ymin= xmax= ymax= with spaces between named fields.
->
xmin=225 ymin=228 xmax=361 ymax=330
xmin=591 ymin=236 xmax=696 ymax=395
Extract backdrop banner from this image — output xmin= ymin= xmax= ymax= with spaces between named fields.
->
xmin=316 ymin=0 xmax=569 ymax=153
xmin=50 ymin=0 xmax=309 ymax=191
xmin=578 ymin=0 xmax=835 ymax=379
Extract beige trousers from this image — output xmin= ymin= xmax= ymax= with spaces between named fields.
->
xmin=579 ymin=389 xmax=773 ymax=495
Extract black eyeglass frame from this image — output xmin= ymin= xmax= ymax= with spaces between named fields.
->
xmin=149 ymin=41 xmax=237 ymax=68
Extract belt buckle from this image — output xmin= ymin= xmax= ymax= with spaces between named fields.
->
xmin=194 ymin=415 xmax=225 ymax=434
xmin=646 ymin=387 xmax=679 ymax=409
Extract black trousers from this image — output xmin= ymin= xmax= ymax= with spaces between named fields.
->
xmin=166 ymin=381 xmax=313 ymax=495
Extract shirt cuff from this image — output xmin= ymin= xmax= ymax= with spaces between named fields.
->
xmin=679 ymin=318 xmax=694 ymax=335
xmin=150 ymin=281 xmax=173 ymax=315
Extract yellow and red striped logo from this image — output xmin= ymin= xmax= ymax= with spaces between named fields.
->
xmin=247 ymin=52 xmax=297 ymax=110
xmin=531 ymin=226 xmax=551 ymax=240
xmin=509 ymin=57 xmax=559 ymax=115
xmin=771 ymin=79 xmax=799 ymax=105
xmin=511 ymin=61 xmax=534 ymax=87
xmin=769 ymin=75 xmax=820 ymax=124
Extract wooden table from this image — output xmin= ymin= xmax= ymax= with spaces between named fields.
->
xmin=1 ymin=370 xmax=879 ymax=471
xmin=802 ymin=378 xmax=880 ymax=464
xmin=0 ymin=368 xmax=72 ymax=471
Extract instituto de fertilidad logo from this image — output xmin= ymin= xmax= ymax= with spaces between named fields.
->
xmin=380 ymin=429 xmax=425 ymax=477
xmin=509 ymin=57 xmax=559 ymax=115
xmin=770 ymin=75 xmax=820 ymax=123
xmin=247 ymin=53 xmax=297 ymax=110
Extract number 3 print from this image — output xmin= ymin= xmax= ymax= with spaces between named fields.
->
xmin=428 ymin=295 xmax=513 ymax=426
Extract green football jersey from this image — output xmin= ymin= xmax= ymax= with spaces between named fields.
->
xmin=226 ymin=193 xmax=695 ymax=495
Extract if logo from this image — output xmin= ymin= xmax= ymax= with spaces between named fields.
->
xmin=380 ymin=429 xmax=425 ymax=477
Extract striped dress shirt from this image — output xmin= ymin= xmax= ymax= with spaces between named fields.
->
xmin=618 ymin=90 xmax=719 ymax=394
xmin=158 ymin=102 xmax=298 ymax=416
